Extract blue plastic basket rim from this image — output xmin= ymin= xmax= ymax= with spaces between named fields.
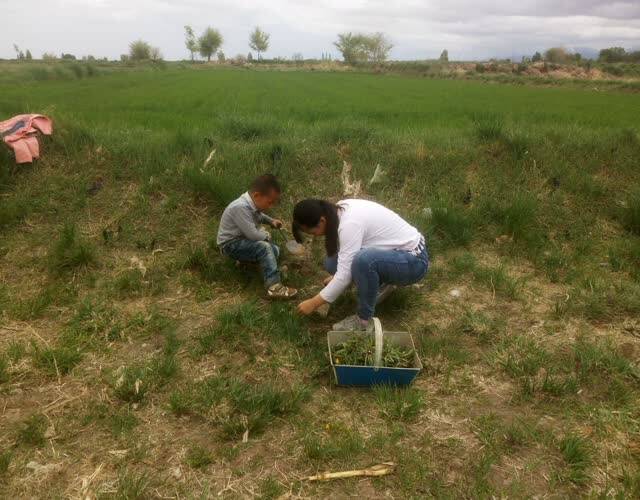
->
xmin=332 ymin=364 xmax=421 ymax=371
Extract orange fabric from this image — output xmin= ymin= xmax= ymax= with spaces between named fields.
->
xmin=0 ymin=114 xmax=53 ymax=163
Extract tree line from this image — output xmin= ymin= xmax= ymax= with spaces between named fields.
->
xmin=8 ymin=33 xmax=640 ymax=66
xmin=526 ymin=46 xmax=640 ymax=64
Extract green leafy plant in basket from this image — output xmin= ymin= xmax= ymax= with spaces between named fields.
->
xmin=332 ymin=334 xmax=415 ymax=368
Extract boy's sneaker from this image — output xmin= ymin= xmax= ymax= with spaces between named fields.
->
xmin=267 ymin=283 xmax=298 ymax=300
xmin=332 ymin=315 xmax=373 ymax=332
xmin=376 ymin=284 xmax=397 ymax=304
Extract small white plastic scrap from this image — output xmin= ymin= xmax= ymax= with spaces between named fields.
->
xmin=368 ymin=164 xmax=386 ymax=186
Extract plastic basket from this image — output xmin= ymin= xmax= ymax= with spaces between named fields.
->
xmin=327 ymin=318 xmax=422 ymax=387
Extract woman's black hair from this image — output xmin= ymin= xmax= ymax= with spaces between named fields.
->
xmin=292 ymin=199 xmax=340 ymax=257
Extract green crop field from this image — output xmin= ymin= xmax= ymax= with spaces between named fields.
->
xmin=1 ymin=65 xmax=640 ymax=498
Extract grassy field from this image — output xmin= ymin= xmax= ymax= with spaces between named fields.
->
xmin=1 ymin=65 xmax=640 ymax=498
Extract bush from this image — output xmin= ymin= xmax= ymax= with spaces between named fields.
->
xmin=602 ymin=64 xmax=625 ymax=77
xmin=68 ymin=64 xmax=84 ymax=79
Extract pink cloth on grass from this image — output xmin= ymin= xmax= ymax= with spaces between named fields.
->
xmin=0 ymin=114 xmax=53 ymax=164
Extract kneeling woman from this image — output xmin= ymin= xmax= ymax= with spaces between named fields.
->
xmin=293 ymin=198 xmax=429 ymax=331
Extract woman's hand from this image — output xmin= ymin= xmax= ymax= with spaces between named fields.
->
xmin=271 ymin=219 xmax=284 ymax=229
xmin=323 ymin=275 xmax=333 ymax=286
xmin=297 ymin=294 xmax=327 ymax=316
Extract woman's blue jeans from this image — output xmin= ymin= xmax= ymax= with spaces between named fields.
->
xmin=324 ymin=245 xmax=429 ymax=320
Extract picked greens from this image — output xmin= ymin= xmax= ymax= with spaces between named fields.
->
xmin=332 ymin=334 xmax=415 ymax=368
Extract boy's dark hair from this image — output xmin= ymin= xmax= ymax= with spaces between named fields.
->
xmin=249 ymin=174 xmax=281 ymax=195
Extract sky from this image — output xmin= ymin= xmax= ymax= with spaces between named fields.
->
xmin=1 ymin=0 xmax=639 ymax=61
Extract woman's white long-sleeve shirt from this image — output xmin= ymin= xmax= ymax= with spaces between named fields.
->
xmin=319 ymin=199 xmax=422 ymax=303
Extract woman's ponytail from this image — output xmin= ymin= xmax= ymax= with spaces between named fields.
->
xmin=292 ymin=199 xmax=340 ymax=257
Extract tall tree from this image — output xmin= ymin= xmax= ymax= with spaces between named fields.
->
xmin=184 ymin=25 xmax=197 ymax=61
xmin=599 ymin=47 xmax=627 ymax=63
xmin=367 ymin=32 xmax=393 ymax=63
xmin=150 ymin=46 xmax=163 ymax=61
xmin=129 ymin=40 xmax=152 ymax=60
xmin=25 ymin=50 xmax=32 ymax=61
xmin=334 ymin=32 xmax=391 ymax=65
xmin=249 ymin=27 xmax=270 ymax=60
xmin=13 ymin=44 xmax=25 ymax=60
xmin=544 ymin=47 xmax=569 ymax=63
xmin=198 ymin=27 xmax=223 ymax=62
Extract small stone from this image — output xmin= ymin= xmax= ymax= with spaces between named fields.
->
xmin=449 ymin=288 xmax=462 ymax=298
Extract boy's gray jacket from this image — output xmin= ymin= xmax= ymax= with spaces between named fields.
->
xmin=217 ymin=192 xmax=274 ymax=246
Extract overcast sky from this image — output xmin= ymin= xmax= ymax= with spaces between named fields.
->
xmin=2 ymin=0 xmax=639 ymax=61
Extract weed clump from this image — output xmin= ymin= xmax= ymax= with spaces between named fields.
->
xmin=0 ymin=450 xmax=11 ymax=475
xmin=558 ymin=434 xmax=591 ymax=484
xmin=83 ymin=402 xmax=139 ymax=436
xmin=17 ymin=414 xmax=47 ymax=447
xmin=221 ymin=381 xmax=309 ymax=439
xmin=321 ymin=120 xmax=377 ymax=144
xmin=113 ymin=267 xmax=166 ymax=298
xmin=0 ymin=354 xmax=8 ymax=383
xmin=373 ymin=385 xmax=423 ymax=421
xmin=114 ymin=332 xmax=179 ymax=403
xmin=169 ymin=375 xmax=307 ymax=441
xmin=113 ymin=365 xmax=149 ymax=403
xmin=115 ymin=470 xmax=149 ymax=499
xmin=32 ymin=344 xmax=82 ymax=376
xmin=423 ymin=203 xmax=474 ymax=248
xmin=0 ymin=197 xmax=29 ymax=231
xmin=621 ymin=190 xmax=640 ymax=236
xmin=197 ymin=301 xmax=264 ymax=355
xmin=48 ymin=223 xmax=96 ymax=273
xmin=473 ymin=113 xmax=504 ymax=141
xmin=186 ymin=445 xmax=213 ymax=469
xmin=183 ymin=166 xmax=241 ymax=208
xmin=220 ymin=115 xmax=282 ymax=141
xmin=303 ymin=424 xmax=366 ymax=464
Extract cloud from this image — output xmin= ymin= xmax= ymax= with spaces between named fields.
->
xmin=1 ymin=0 xmax=639 ymax=60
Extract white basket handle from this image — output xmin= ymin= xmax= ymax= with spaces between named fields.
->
xmin=373 ymin=317 xmax=383 ymax=371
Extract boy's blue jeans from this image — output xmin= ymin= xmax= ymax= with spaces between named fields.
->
xmin=324 ymin=245 xmax=429 ymax=320
xmin=221 ymin=239 xmax=280 ymax=287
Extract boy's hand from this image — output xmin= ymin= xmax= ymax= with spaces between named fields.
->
xmin=271 ymin=219 xmax=284 ymax=229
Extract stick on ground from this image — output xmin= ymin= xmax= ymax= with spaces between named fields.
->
xmin=306 ymin=462 xmax=396 ymax=481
